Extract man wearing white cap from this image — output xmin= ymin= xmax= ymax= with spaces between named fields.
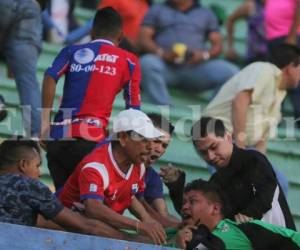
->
xmin=58 ymin=109 xmax=166 ymax=244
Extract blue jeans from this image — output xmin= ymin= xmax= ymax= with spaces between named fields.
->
xmin=0 ymin=0 xmax=42 ymax=136
xmin=140 ymin=54 xmax=239 ymax=105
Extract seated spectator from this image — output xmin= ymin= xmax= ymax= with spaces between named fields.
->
xmin=137 ymin=0 xmax=239 ymax=105
xmin=162 ymin=117 xmax=296 ymax=229
xmin=0 ymin=138 xmax=143 ymax=241
xmin=58 ymin=109 xmax=167 ymax=245
xmin=226 ymin=0 xmax=267 ymax=64
xmin=176 ymin=179 xmax=300 ymax=250
xmin=139 ymin=113 xmax=180 ymax=228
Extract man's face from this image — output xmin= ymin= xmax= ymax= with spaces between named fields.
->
xmin=145 ymin=128 xmax=171 ymax=166
xmin=121 ymin=131 xmax=152 ymax=164
xmin=181 ymin=190 xmax=216 ymax=227
xmin=194 ymin=133 xmax=232 ymax=168
xmin=22 ymin=150 xmax=42 ymax=179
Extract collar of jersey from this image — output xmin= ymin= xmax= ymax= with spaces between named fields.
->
xmin=108 ymin=143 xmax=134 ymax=180
xmin=91 ymin=39 xmax=115 ymax=46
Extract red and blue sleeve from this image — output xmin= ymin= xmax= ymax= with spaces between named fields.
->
xmin=45 ymin=46 xmax=71 ymax=82
xmin=123 ymin=55 xmax=141 ymax=110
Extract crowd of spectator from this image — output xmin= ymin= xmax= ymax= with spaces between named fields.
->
xmin=1 ymin=1 xmax=300 ymax=250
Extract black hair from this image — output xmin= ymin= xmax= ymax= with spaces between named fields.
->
xmin=184 ymin=179 xmax=230 ymax=217
xmin=269 ymin=44 xmax=300 ymax=69
xmin=147 ymin=113 xmax=175 ymax=134
xmin=191 ymin=117 xmax=226 ymax=145
xmin=0 ymin=138 xmax=40 ymax=169
xmin=92 ymin=7 xmax=122 ymax=38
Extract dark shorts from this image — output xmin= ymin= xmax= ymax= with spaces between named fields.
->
xmin=46 ymin=138 xmax=97 ymax=190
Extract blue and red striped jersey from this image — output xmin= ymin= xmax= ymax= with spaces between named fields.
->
xmin=45 ymin=39 xmax=141 ymax=141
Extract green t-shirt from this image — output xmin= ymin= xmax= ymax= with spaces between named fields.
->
xmin=212 ymin=219 xmax=253 ymax=250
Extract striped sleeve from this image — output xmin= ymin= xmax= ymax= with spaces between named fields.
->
xmin=124 ymin=55 xmax=141 ymax=110
xmin=45 ymin=46 xmax=71 ymax=82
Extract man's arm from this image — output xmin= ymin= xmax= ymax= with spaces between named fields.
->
xmin=226 ymin=1 xmax=253 ymax=60
xmin=207 ymin=31 xmax=223 ymax=58
xmin=40 ymin=75 xmax=56 ymax=145
xmin=186 ymin=31 xmax=223 ymax=65
xmin=159 ymin=166 xmax=186 ymax=214
xmin=137 ymin=26 xmax=177 ymax=64
xmin=84 ymin=198 xmax=166 ymax=244
xmin=232 ymin=89 xmax=252 ymax=149
xmin=137 ymin=26 xmax=161 ymax=55
xmin=285 ymin=0 xmax=300 ymax=45
xmin=40 ymin=46 xmax=70 ymax=145
xmin=124 ymin=55 xmax=141 ymax=110
xmin=52 ymin=207 xmax=125 ymax=239
xmin=139 ymin=198 xmax=181 ymax=228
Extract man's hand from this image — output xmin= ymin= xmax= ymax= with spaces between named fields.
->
xmin=139 ymin=220 xmax=167 ymax=245
xmin=186 ymin=49 xmax=207 ymax=65
xmin=176 ymin=225 xmax=196 ymax=249
xmin=234 ymin=213 xmax=252 ymax=223
xmin=39 ymin=122 xmax=50 ymax=151
xmin=161 ymin=50 xmax=179 ymax=64
xmin=159 ymin=165 xmax=182 ymax=183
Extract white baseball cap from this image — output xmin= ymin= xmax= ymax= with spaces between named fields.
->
xmin=113 ymin=109 xmax=164 ymax=139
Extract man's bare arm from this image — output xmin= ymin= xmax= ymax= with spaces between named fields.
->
xmin=232 ymin=90 xmax=252 ymax=148
xmin=285 ymin=1 xmax=300 ymax=45
xmin=84 ymin=199 xmax=166 ymax=244
xmin=40 ymin=75 xmax=56 ymax=145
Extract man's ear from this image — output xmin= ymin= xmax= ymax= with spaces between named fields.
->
xmin=118 ymin=131 xmax=128 ymax=147
xmin=116 ymin=30 xmax=123 ymax=46
xmin=18 ymin=159 xmax=27 ymax=173
xmin=212 ymin=202 xmax=222 ymax=216
xmin=225 ymin=132 xmax=232 ymax=143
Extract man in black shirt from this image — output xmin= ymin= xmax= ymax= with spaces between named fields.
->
xmin=162 ymin=117 xmax=295 ymax=230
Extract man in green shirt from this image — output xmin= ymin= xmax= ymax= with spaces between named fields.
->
xmin=176 ymin=179 xmax=300 ymax=250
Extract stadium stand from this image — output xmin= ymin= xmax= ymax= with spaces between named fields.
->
xmin=1 ymin=0 xmax=300 ymax=232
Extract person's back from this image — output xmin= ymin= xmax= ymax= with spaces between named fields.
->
xmin=42 ymin=7 xmax=141 ymax=190
xmin=0 ymin=173 xmax=62 ymax=226
xmin=204 ymin=61 xmax=284 ymax=147
xmin=47 ymin=41 xmax=140 ymax=141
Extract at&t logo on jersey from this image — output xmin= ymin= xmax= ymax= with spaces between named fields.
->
xmin=71 ymin=49 xmax=119 ymax=75
xmin=74 ymin=48 xmax=95 ymax=64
